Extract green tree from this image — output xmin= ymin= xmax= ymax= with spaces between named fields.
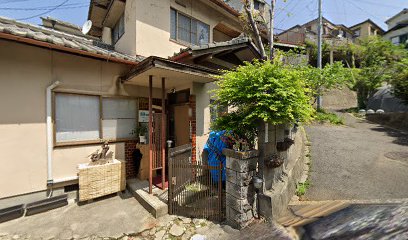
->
xmin=392 ymin=57 xmax=408 ymax=104
xmin=211 ymin=57 xmax=314 ymax=147
xmin=301 ymin=61 xmax=353 ymax=103
xmin=340 ymin=37 xmax=407 ymax=108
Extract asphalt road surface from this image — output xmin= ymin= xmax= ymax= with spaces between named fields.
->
xmin=304 ymin=113 xmax=408 ymax=201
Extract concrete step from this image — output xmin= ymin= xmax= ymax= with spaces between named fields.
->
xmin=127 ymin=179 xmax=168 ymax=218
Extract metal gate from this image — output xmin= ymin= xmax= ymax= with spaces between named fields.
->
xmin=168 ymin=144 xmax=225 ymax=221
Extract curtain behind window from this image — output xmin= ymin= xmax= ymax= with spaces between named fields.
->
xmin=178 ymin=14 xmax=191 ymax=43
xmin=102 ymin=98 xmax=137 ymax=139
xmin=170 ymin=8 xmax=177 ymax=40
xmin=55 ymin=94 xmax=100 ymax=142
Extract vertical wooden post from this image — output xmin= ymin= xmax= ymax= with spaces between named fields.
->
xmin=149 ymin=75 xmax=153 ymax=194
xmin=161 ymin=77 xmax=166 ymax=189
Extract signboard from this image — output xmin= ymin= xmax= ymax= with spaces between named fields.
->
xmin=138 ymin=110 xmax=149 ymax=123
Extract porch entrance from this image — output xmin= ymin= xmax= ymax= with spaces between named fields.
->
xmin=168 ymin=144 xmax=225 ymax=221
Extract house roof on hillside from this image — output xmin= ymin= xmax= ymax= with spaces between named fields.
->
xmin=278 ymin=17 xmax=353 ymax=36
xmin=171 ymin=37 xmax=260 ymax=59
xmin=170 ymin=37 xmax=262 ymax=69
xmin=386 ymin=8 xmax=408 ymax=24
xmin=0 ymin=16 xmax=142 ymax=65
xmin=349 ymin=19 xmax=385 ymax=33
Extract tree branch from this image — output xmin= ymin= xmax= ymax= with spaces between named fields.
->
xmin=243 ymin=0 xmax=266 ymax=59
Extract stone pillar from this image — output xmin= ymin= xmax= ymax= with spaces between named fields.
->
xmin=223 ymin=149 xmax=258 ymax=229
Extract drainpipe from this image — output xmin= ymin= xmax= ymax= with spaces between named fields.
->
xmin=46 ymin=81 xmax=60 ymax=197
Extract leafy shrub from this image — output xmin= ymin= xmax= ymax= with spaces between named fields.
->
xmin=211 ymin=57 xmax=314 ymax=148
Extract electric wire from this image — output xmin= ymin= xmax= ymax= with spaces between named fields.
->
xmin=16 ymin=0 xmax=70 ymax=20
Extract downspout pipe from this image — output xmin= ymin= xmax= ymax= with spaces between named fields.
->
xmin=46 ymin=81 xmax=60 ymax=193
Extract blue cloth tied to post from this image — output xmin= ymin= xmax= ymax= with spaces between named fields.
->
xmin=203 ymin=130 xmax=227 ymax=182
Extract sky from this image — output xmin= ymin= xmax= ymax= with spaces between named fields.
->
xmin=0 ymin=0 xmax=406 ymax=31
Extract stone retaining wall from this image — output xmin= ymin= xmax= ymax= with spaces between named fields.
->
xmin=223 ymin=149 xmax=258 ymax=229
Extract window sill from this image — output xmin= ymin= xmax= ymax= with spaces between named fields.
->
xmin=169 ymin=38 xmax=192 ymax=48
xmin=54 ymin=138 xmax=138 ymax=148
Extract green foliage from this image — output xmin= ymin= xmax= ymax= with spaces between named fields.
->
xmin=296 ymin=180 xmax=310 ymax=196
xmin=391 ymin=58 xmax=408 ymax=104
xmin=211 ymin=57 xmax=314 ymax=146
xmin=301 ymin=61 xmax=354 ymax=101
xmin=314 ymin=108 xmax=344 ymax=125
xmin=339 ymin=37 xmax=408 ymax=108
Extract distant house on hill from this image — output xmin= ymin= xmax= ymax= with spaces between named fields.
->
xmin=384 ymin=8 xmax=408 ymax=46
xmin=349 ymin=19 xmax=385 ymax=39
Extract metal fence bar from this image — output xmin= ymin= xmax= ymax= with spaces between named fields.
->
xmin=168 ymin=143 xmax=225 ymax=221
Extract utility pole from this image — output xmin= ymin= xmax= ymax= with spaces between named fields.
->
xmin=317 ymin=0 xmax=323 ymax=109
xmin=269 ymin=0 xmax=276 ymax=60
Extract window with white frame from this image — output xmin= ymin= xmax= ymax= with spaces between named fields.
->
xmin=55 ymin=93 xmax=138 ymax=144
xmin=112 ymin=14 xmax=125 ymax=44
xmin=170 ymin=8 xmax=210 ymax=46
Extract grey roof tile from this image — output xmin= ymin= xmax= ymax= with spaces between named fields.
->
xmin=0 ymin=16 xmax=141 ymax=63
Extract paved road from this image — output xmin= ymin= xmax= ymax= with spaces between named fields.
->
xmin=304 ymin=113 xmax=408 ymax=200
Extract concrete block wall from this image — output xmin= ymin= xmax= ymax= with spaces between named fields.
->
xmin=223 ymin=149 xmax=258 ymax=229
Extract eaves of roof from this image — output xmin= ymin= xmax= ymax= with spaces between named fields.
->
xmin=0 ymin=16 xmax=141 ymax=65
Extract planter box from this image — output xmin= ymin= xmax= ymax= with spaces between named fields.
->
xmin=78 ymin=159 xmax=125 ymax=202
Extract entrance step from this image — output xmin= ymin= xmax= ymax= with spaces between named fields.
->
xmin=127 ymin=179 xmax=168 ymax=218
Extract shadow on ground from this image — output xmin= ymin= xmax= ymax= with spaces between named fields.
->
xmin=367 ymin=123 xmax=408 ymax=146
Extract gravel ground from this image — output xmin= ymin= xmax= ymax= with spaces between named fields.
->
xmin=304 ymin=112 xmax=408 ymax=200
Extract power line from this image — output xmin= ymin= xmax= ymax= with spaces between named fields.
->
xmin=355 ymin=0 xmax=402 ymax=9
xmin=0 ymin=3 xmax=87 ymax=11
xmin=343 ymin=0 xmax=385 ymax=23
xmin=275 ymin=0 xmax=298 ymax=18
xmin=17 ymin=0 xmax=70 ymax=20
xmin=276 ymin=0 xmax=315 ymax=28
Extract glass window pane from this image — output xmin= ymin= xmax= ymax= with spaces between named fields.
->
xmin=178 ymin=14 xmax=191 ymax=43
xmin=170 ymin=8 xmax=177 ymax=40
xmin=102 ymin=98 xmax=137 ymax=119
xmin=102 ymin=119 xmax=137 ymax=139
xmin=55 ymin=94 xmax=100 ymax=142
xmin=102 ymin=98 xmax=137 ymax=140
xmin=197 ymin=21 xmax=209 ymax=45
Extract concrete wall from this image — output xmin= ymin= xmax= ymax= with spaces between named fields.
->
xmin=386 ymin=11 xmax=408 ymax=30
xmin=192 ymin=82 xmax=217 ymax=161
xmin=105 ymin=0 xmax=242 ymax=58
xmin=384 ymin=26 xmax=408 ymax=41
xmin=322 ymin=88 xmax=358 ymax=111
xmin=351 ymin=22 xmax=371 ymax=38
xmin=0 ymin=40 xmax=161 ymax=199
xmin=114 ymin=0 xmax=137 ymax=56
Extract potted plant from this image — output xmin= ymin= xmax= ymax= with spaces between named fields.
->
xmin=131 ymin=124 xmax=148 ymax=144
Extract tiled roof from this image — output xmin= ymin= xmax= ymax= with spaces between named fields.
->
xmin=0 ymin=16 xmax=143 ymax=64
xmin=172 ymin=36 xmax=258 ymax=58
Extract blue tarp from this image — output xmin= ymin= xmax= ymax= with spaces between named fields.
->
xmin=203 ymin=130 xmax=227 ymax=182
